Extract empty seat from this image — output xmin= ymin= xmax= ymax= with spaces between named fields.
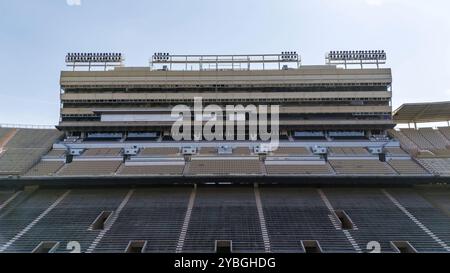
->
xmin=119 ymin=164 xmax=184 ymax=175
xmin=438 ymin=127 xmax=450 ymax=141
xmin=387 ymin=159 xmax=429 ymax=175
xmin=270 ymin=147 xmax=311 ymax=156
xmin=198 ymin=147 xmax=217 ymax=156
xmin=45 ymin=149 xmax=66 ymax=157
xmin=265 ymin=162 xmax=333 ymax=175
xmin=400 ymin=129 xmax=434 ymax=150
xmin=82 ymin=148 xmax=122 ymax=157
xmin=189 ymin=159 xmax=261 ymax=175
xmin=232 ymin=147 xmax=251 ymax=155
xmin=139 ymin=147 xmax=180 ymax=156
xmin=417 ymin=158 xmax=450 ymax=176
xmin=388 ymin=129 xmax=418 ymax=152
xmin=24 ymin=161 xmax=65 ymax=176
xmin=5 ymin=129 xmax=62 ymax=149
xmin=329 ymin=147 xmax=369 ymax=156
xmin=0 ymin=148 xmax=49 ymax=175
xmin=419 ymin=128 xmax=450 ymax=149
xmin=385 ymin=147 xmax=408 ymax=156
xmin=329 ymin=159 xmax=396 ymax=175
xmin=58 ymin=160 xmax=121 ymax=176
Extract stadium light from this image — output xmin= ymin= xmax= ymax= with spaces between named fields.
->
xmin=325 ymin=50 xmax=386 ymax=68
xmin=65 ymin=52 xmax=123 ymax=63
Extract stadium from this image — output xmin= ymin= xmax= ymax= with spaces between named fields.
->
xmin=0 ymin=50 xmax=449 ymax=255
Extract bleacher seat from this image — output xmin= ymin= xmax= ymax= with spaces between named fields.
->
xmin=384 ymin=147 xmax=408 ymax=156
xmin=438 ymin=127 xmax=450 ymax=142
xmin=387 ymin=159 xmax=429 ymax=175
xmin=189 ymin=159 xmax=261 ymax=175
xmin=82 ymin=148 xmax=122 ymax=157
xmin=388 ymin=129 xmax=418 ymax=152
xmin=58 ymin=160 xmax=122 ymax=176
xmin=419 ymin=128 xmax=450 ymax=149
xmin=139 ymin=147 xmax=180 ymax=156
xmin=270 ymin=147 xmax=311 ymax=156
xmin=24 ymin=161 xmax=65 ymax=176
xmin=118 ymin=164 xmax=185 ymax=175
xmin=400 ymin=129 xmax=434 ymax=150
xmin=5 ymin=129 xmax=62 ymax=149
xmin=0 ymin=148 xmax=48 ymax=175
xmin=329 ymin=147 xmax=370 ymax=156
xmin=417 ymin=158 xmax=450 ymax=176
xmin=329 ymin=159 xmax=396 ymax=175
xmin=265 ymin=161 xmax=333 ymax=175
xmin=45 ymin=149 xmax=66 ymax=158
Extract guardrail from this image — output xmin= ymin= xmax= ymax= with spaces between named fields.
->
xmin=0 ymin=124 xmax=56 ymax=129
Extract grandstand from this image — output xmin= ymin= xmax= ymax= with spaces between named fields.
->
xmin=0 ymin=52 xmax=450 ymax=253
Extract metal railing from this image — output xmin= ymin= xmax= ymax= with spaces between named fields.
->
xmin=0 ymin=124 xmax=56 ymax=129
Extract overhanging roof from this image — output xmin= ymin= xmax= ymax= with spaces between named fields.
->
xmin=393 ymin=101 xmax=450 ymax=123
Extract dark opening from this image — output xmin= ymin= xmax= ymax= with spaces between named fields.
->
xmin=66 ymin=154 xmax=73 ymax=164
xmin=32 ymin=242 xmax=59 ymax=253
xmin=335 ymin=210 xmax=354 ymax=230
xmin=125 ymin=241 xmax=147 ymax=253
xmin=301 ymin=240 xmax=323 ymax=253
xmin=90 ymin=211 xmax=113 ymax=230
xmin=391 ymin=241 xmax=417 ymax=253
xmin=215 ymin=240 xmax=232 ymax=253
xmin=379 ymin=153 xmax=386 ymax=162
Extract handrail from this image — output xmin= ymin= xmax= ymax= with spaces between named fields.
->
xmin=0 ymin=124 xmax=56 ymax=129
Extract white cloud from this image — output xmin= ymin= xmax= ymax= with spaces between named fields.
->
xmin=66 ymin=0 xmax=81 ymax=6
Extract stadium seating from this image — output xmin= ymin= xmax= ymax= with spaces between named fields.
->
xmin=387 ymin=159 xmax=429 ymax=175
xmin=45 ymin=149 xmax=66 ymax=158
xmin=94 ymin=188 xmax=191 ymax=253
xmin=0 ymin=186 xmax=449 ymax=253
xmin=329 ymin=147 xmax=370 ymax=156
xmin=139 ymin=147 xmax=180 ymax=156
xmin=384 ymin=147 xmax=408 ymax=156
xmin=270 ymin=147 xmax=311 ymax=156
xmin=82 ymin=148 xmax=122 ymax=157
xmin=400 ymin=129 xmax=434 ymax=150
xmin=438 ymin=127 xmax=450 ymax=141
xmin=118 ymin=164 xmax=185 ymax=176
xmin=24 ymin=161 xmax=65 ymax=177
xmin=329 ymin=159 xmax=396 ymax=175
xmin=0 ymin=148 xmax=49 ymax=175
xmin=198 ymin=147 xmax=217 ymax=156
xmin=418 ymin=128 xmax=450 ymax=149
xmin=0 ymin=129 xmax=63 ymax=176
xmin=58 ymin=160 xmax=122 ymax=176
xmin=260 ymin=187 xmax=355 ymax=252
xmin=183 ymin=187 xmax=265 ymax=252
xmin=265 ymin=161 xmax=334 ymax=175
xmin=417 ymin=158 xmax=450 ymax=176
xmin=188 ymin=159 xmax=262 ymax=175
xmin=4 ymin=189 xmax=129 ymax=253
xmin=232 ymin=147 xmax=252 ymax=155
xmin=388 ymin=129 xmax=419 ymax=152
xmin=5 ymin=129 xmax=62 ymax=149
xmin=323 ymin=188 xmax=446 ymax=253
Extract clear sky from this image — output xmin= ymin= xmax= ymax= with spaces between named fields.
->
xmin=0 ymin=0 xmax=449 ymax=125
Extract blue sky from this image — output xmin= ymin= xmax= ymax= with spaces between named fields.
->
xmin=0 ymin=0 xmax=449 ymax=125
